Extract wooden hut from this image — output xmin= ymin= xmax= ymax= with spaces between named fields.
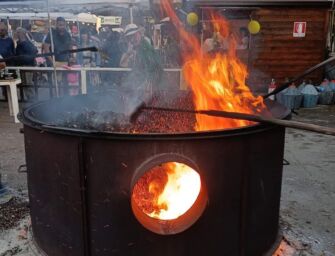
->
xmin=185 ymin=0 xmax=333 ymax=92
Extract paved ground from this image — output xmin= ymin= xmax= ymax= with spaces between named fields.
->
xmin=281 ymin=106 xmax=335 ymax=256
xmin=0 ymin=101 xmax=334 ymax=255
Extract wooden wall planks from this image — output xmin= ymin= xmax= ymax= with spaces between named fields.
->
xmin=247 ymin=8 xmax=329 ymax=93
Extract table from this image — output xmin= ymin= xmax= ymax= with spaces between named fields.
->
xmin=0 ymin=79 xmax=22 ymax=123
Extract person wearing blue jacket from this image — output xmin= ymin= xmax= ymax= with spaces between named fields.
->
xmin=0 ymin=22 xmax=15 ymax=99
xmin=0 ymin=22 xmax=14 ymax=65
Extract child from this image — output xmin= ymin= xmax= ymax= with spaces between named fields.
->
xmin=63 ymin=43 xmax=81 ymax=96
xmin=65 ymin=56 xmax=81 ymax=96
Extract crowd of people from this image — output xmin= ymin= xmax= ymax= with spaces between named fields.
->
xmin=0 ymin=17 xmax=180 ymax=69
xmin=0 ymin=16 xmax=172 ymax=97
xmin=202 ymin=26 xmax=249 ymax=54
xmin=0 ymin=21 xmax=38 ymax=67
xmin=1 ymin=16 xmax=249 ymax=98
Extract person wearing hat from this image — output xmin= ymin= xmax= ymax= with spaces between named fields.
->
xmin=120 ymin=24 xmax=141 ymax=68
xmin=120 ymin=23 xmax=162 ymax=90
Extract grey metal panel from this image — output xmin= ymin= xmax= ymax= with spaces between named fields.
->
xmin=24 ymin=127 xmax=86 ymax=256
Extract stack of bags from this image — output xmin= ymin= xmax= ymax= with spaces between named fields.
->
xmin=275 ymin=78 xmax=335 ymax=108
xmin=277 ymin=84 xmax=303 ymax=110
xmin=317 ymin=79 xmax=334 ymax=105
xmin=329 ymin=80 xmax=335 ymax=103
xmin=301 ymin=83 xmax=319 ymax=108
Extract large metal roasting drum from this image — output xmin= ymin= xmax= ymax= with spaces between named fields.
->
xmin=20 ymin=91 xmax=290 ymax=256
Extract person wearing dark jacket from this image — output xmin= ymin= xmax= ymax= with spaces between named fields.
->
xmin=42 ymin=17 xmax=72 ymax=96
xmin=14 ymin=27 xmax=38 ymax=101
xmin=43 ymin=17 xmax=72 ymax=66
xmin=15 ymin=27 xmax=38 ymax=66
xmin=0 ymin=22 xmax=15 ymax=99
xmin=102 ymin=31 xmax=122 ymax=68
xmin=0 ymin=22 xmax=15 ymax=65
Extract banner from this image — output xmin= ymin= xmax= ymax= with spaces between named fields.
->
xmin=99 ymin=16 xmax=122 ymax=25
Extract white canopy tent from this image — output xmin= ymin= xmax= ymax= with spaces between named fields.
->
xmin=0 ymin=12 xmax=76 ymax=20
xmin=0 ymin=0 xmax=149 ymax=13
xmin=50 ymin=0 xmax=136 ymax=5
xmin=47 ymin=0 xmax=149 ymax=8
xmin=0 ymin=12 xmax=123 ymax=26
xmin=75 ymin=13 xmax=98 ymax=23
xmin=0 ymin=0 xmax=46 ymax=8
xmin=0 ymin=1 xmax=46 ymax=13
xmin=0 ymin=0 xmax=149 ymax=25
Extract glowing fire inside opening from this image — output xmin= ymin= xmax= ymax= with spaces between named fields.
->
xmin=132 ymin=162 xmax=201 ymax=220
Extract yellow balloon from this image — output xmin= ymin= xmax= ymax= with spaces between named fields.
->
xmin=248 ymin=20 xmax=261 ymax=34
xmin=187 ymin=12 xmax=199 ymax=26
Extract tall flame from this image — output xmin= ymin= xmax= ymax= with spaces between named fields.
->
xmin=132 ymin=162 xmax=201 ymax=220
xmin=161 ymin=0 xmax=266 ymax=130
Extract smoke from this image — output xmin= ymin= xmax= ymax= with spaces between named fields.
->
xmin=19 ymin=0 xmax=271 ymax=132
xmin=25 ymin=66 xmax=178 ymax=131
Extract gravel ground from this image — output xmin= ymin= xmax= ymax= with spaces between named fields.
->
xmin=0 ymin=101 xmax=334 ymax=255
xmin=0 ymin=197 xmax=29 ymax=231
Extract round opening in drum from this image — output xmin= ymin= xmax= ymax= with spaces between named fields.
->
xmin=131 ymin=161 xmax=207 ymax=235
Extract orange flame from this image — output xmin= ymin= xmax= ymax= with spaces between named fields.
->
xmin=132 ymin=162 xmax=201 ymax=220
xmin=161 ymin=0 xmax=266 ymax=130
xmin=272 ymin=240 xmax=296 ymax=256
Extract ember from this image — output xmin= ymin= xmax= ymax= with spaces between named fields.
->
xmin=59 ymin=91 xmax=196 ymax=133
xmin=132 ymin=162 xmax=201 ymax=220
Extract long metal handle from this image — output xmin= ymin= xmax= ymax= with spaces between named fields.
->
xmin=0 ymin=47 xmax=98 ymax=63
xmin=141 ymin=106 xmax=335 ymax=136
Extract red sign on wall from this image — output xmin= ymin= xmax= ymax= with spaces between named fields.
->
xmin=293 ymin=22 xmax=307 ymax=38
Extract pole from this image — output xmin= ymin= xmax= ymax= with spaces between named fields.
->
xmin=6 ymin=17 xmax=12 ymax=38
xmin=77 ymin=18 xmax=81 ymax=42
xmin=130 ymin=3 xmax=134 ymax=24
xmin=47 ymin=0 xmax=59 ymax=97
xmin=0 ymin=47 xmax=98 ymax=63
